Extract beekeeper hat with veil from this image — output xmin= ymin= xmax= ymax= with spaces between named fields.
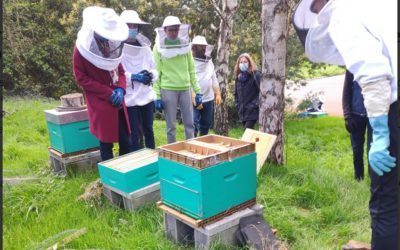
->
xmin=292 ymin=0 xmax=345 ymax=66
xmin=75 ymin=6 xmax=129 ymax=71
xmin=191 ymin=35 xmax=215 ymax=83
xmin=192 ymin=35 xmax=214 ymax=62
xmin=120 ymin=10 xmax=152 ymax=57
xmin=154 ymin=16 xmax=191 ymax=58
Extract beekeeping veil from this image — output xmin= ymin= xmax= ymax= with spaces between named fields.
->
xmin=120 ymin=10 xmax=152 ymax=57
xmin=76 ymin=6 xmax=129 ymax=71
xmin=155 ymin=16 xmax=191 ymax=58
xmin=192 ymin=35 xmax=214 ymax=62
xmin=292 ymin=0 xmax=345 ymax=65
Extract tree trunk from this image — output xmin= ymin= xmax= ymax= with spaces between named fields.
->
xmin=260 ymin=0 xmax=288 ymax=165
xmin=213 ymin=0 xmax=240 ymax=136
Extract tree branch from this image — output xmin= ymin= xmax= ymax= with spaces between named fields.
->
xmin=209 ymin=0 xmax=224 ymax=21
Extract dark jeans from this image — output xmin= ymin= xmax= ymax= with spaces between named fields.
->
xmin=242 ymin=120 xmax=257 ymax=129
xmin=349 ymin=114 xmax=372 ymax=180
xmin=127 ymin=102 xmax=155 ymax=151
xmin=193 ymin=100 xmax=214 ymax=137
xmin=99 ymin=108 xmax=131 ymax=161
xmin=370 ymin=101 xmax=398 ymax=250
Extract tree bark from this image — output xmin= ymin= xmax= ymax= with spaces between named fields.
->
xmin=260 ymin=0 xmax=288 ymax=165
xmin=213 ymin=0 xmax=240 ymax=136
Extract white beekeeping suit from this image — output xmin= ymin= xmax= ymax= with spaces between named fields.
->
xmin=120 ymin=10 xmax=158 ymax=107
xmin=293 ymin=1 xmax=397 ymax=249
xmin=294 ymin=0 xmax=397 ymax=116
xmin=191 ymin=36 xmax=220 ymax=103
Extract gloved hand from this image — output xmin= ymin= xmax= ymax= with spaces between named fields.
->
xmin=131 ymin=70 xmax=152 ymax=85
xmin=344 ymin=116 xmax=356 ymax=133
xmin=368 ymin=115 xmax=396 ymax=176
xmin=191 ymin=92 xmax=196 ymax=106
xmin=214 ymin=90 xmax=222 ymax=106
xmin=109 ymin=87 xmax=124 ymax=107
xmin=155 ymin=99 xmax=164 ymax=112
xmin=195 ymin=93 xmax=203 ymax=107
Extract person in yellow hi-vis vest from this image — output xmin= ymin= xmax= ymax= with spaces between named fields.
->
xmin=152 ymin=16 xmax=202 ymax=143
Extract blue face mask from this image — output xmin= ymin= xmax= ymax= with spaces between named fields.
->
xmin=128 ymin=28 xmax=138 ymax=39
xmin=239 ymin=62 xmax=249 ymax=72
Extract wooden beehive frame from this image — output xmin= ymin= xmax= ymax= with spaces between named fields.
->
xmin=158 ymin=141 xmax=230 ymax=169
xmin=158 ymin=135 xmax=255 ymax=169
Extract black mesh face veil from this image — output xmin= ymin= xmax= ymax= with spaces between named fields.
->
xmin=291 ymin=0 xmax=319 ymax=47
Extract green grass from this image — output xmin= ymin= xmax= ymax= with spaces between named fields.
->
xmin=3 ymin=97 xmax=371 ymax=249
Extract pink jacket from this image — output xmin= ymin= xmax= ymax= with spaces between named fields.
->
xmin=72 ymin=47 xmax=131 ymax=143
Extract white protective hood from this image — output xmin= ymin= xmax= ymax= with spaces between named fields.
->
xmin=303 ymin=0 xmax=345 ymax=65
xmin=154 ymin=24 xmax=191 ymax=58
xmin=194 ymin=60 xmax=214 ymax=84
xmin=76 ymin=6 xmax=128 ymax=71
xmin=122 ymin=35 xmax=157 ymax=106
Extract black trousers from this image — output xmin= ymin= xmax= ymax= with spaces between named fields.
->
xmin=370 ymin=101 xmax=398 ymax=250
xmin=242 ymin=120 xmax=257 ymax=129
xmin=99 ymin=108 xmax=131 ymax=161
xmin=349 ymin=114 xmax=372 ymax=180
xmin=127 ymin=102 xmax=156 ymax=151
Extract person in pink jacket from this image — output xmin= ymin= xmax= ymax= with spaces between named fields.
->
xmin=72 ymin=6 xmax=131 ymax=160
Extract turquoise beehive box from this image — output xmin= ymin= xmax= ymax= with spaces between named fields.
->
xmin=98 ymin=149 xmax=159 ymax=194
xmin=45 ymin=109 xmax=99 ymax=154
xmin=158 ymin=135 xmax=256 ymax=220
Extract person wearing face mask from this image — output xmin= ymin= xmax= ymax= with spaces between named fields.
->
xmin=293 ymin=0 xmax=397 ymax=248
xmin=191 ymin=35 xmax=222 ymax=137
xmin=73 ymin=6 xmax=131 ymax=161
xmin=120 ymin=10 xmax=157 ymax=151
xmin=234 ymin=53 xmax=261 ymax=129
xmin=153 ymin=16 xmax=201 ymax=143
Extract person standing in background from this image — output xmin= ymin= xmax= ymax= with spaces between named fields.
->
xmin=342 ymin=70 xmax=371 ymax=181
xmin=153 ymin=16 xmax=202 ymax=143
xmin=233 ymin=53 xmax=261 ymax=129
xmin=191 ymin=35 xmax=221 ymax=137
xmin=120 ymin=10 xmax=157 ymax=150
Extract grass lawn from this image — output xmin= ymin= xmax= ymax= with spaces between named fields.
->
xmin=3 ymin=97 xmax=371 ymax=249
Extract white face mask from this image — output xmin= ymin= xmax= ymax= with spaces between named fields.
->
xmin=239 ymin=62 xmax=249 ymax=72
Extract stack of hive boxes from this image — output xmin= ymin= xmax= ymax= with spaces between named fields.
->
xmin=158 ymin=134 xmax=257 ymax=226
xmin=45 ymin=108 xmax=101 ymax=175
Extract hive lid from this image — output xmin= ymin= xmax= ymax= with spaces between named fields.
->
xmin=44 ymin=108 xmax=89 ymax=124
xmin=99 ymin=148 xmax=158 ymax=173
xmin=241 ymin=129 xmax=277 ymax=174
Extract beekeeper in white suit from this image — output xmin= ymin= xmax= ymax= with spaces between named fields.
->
xmin=191 ymin=35 xmax=221 ymax=137
xmin=293 ymin=0 xmax=397 ymax=249
xmin=120 ymin=10 xmax=158 ymax=151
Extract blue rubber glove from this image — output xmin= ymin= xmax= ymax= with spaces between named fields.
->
xmin=109 ymin=88 xmax=124 ymax=107
xmin=131 ymin=70 xmax=152 ymax=85
xmin=195 ymin=93 xmax=203 ymax=107
xmin=368 ymin=115 xmax=396 ymax=176
xmin=155 ymin=99 xmax=164 ymax=112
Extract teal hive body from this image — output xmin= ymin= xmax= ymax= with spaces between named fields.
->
xmin=45 ymin=109 xmax=99 ymax=154
xmin=46 ymin=121 xmax=99 ymax=154
xmin=159 ymin=152 xmax=256 ymax=220
xmin=98 ymin=149 xmax=159 ymax=194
